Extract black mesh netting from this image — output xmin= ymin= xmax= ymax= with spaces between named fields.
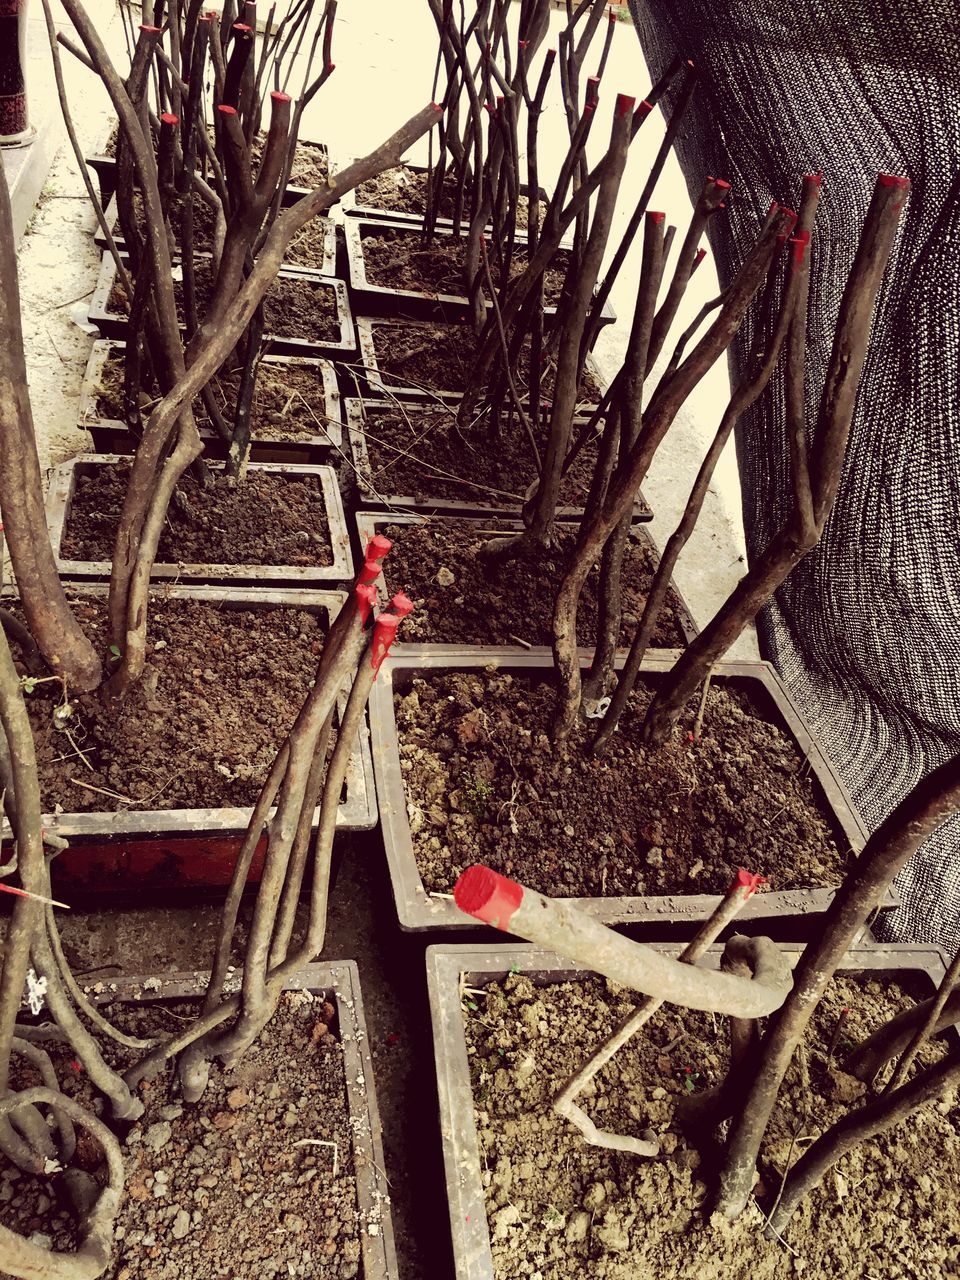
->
xmin=628 ymin=0 xmax=960 ymax=947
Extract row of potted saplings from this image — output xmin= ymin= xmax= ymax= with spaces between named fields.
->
xmin=2 ymin=4 xmax=954 ymax=1277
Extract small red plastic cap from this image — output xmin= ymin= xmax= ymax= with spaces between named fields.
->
xmin=390 ymin=592 xmax=414 ymax=618
xmin=354 ymin=582 xmax=377 ymax=627
xmin=371 ymin=613 xmax=401 ymax=674
xmin=271 ymin=91 xmax=292 ymax=103
xmin=160 ymin=113 xmax=180 ymax=127
xmin=732 ymin=868 xmax=769 ymax=897
xmin=454 ymin=865 xmax=524 ymax=930
xmin=218 ymin=105 xmax=239 ymax=116
xmin=615 ymin=92 xmax=636 ymax=117
xmin=366 ymin=535 xmax=392 ymax=563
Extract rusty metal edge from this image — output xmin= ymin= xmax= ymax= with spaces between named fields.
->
xmin=87 ymin=252 xmax=356 ymax=355
xmin=0 ymin=582 xmax=376 ymax=836
xmin=46 ymin=455 xmax=353 ymax=586
xmin=78 ymin=339 xmax=344 ymax=454
xmin=425 ymin=940 xmax=950 ymax=1280
xmin=343 ymin=398 xmax=653 ymax=522
xmin=80 ymin=960 xmax=397 ymax=1279
xmin=368 ymin=648 xmax=891 ymax=932
xmin=354 ymin=510 xmax=699 ymax=647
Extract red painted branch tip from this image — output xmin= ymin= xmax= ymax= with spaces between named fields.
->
xmin=732 ymin=868 xmax=769 ymax=897
xmin=454 ymin=865 xmax=524 ymax=930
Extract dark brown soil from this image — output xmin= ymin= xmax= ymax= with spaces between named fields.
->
xmin=107 ymin=123 xmax=330 ymax=189
xmin=464 ymin=968 xmax=960 ymax=1279
xmin=0 ymin=989 xmax=366 ymax=1279
xmin=93 ymin=350 xmax=335 ymax=442
xmin=354 ymin=165 xmax=541 ymax=225
xmin=285 ymin=217 xmax=336 ymax=271
xmin=357 ymin=403 xmax=604 ymax=509
xmin=395 ymin=669 xmax=850 ymax=897
xmin=60 ymin=461 xmax=334 ymax=568
xmin=377 ymin=517 xmax=690 ymax=648
xmin=359 ymin=224 xmax=569 ymax=302
xmin=19 ymin=593 xmax=327 ymax=813
xmin=367 ymin=318 xmax=601 ymax=402
xmin=108 ymin=265 xmax=342 ymax=343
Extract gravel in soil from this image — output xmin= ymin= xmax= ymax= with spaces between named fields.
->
xmin=367 ymin=318 xmax=601 ymax=401
xmin=0 ymin=989 xmax=369 ymax=1279
xmin=94 ymin=350 xmax=336 ymax=442
xmin=395 ymin=670 xmax=849 ymax=897
xmin=463 ymin=968 xmax=960 ymax=1279
xmin=108 ymin=265 xmax=342 ymax=343
xmin=18 ymin=593 xmax=328 ymax=813
xmin=359 ymin=224 xmax=570 ymax=302
xmin=60 ymin=461 xmax=334 ymax=568
xmin=354 ymin=164 xmax=542 ymax=225
xmin=357 ymin=403 xmax=606 ymax=509
xmin=377 ymin=517 xmax=690 ymax=648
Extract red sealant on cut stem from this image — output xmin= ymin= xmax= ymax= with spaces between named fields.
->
xmin=160 ymin=113 xmax=180 ymax=127
xmin=390 ymin=592 xmax=414 ymax=618
xmin=139 ymin=24 xmax=161 ymax=33
xmin=732 ymin=868 xmax=769 ymax=897
xmin=647 ymin=211 xmax=666 ymax=225
xmin=271 ymin=91 xmax=292 ymax=103
xmin=358 ymin=558 xmax=383 ymax=586
xmin=803 ymin=173 xmax=823 ymax=188
xmin=694 ymin=247 xmax=707 ymax=265
xmin=371 ymin=613 xmax=400 ymax=674
xmin=218 ymin=105 xmax=239 ymax=116
xmin=878 ymin=173 xmax=910 ymax=186
xmin=789 ymin=229 xmax=811 ymax=268
xmin=354 ymin=583 xmax=377 ymax=627
xmin=366 ymin=535 xmax=392 ymax=563
xmin=615 ymin=92 xmax=636 ymax=117
xmin=454 ymin=865 xmax=524 ymax=930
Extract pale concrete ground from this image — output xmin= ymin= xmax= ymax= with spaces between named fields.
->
xmin=12 ymin=0 xmax=757 ymax=654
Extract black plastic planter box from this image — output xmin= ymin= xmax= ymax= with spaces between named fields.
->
xmin=84 ymin=137 xmax=332 ymax=210
xmin=342 ymin=160 xmax=547 ymax=231
xmin=46 ymin=454 xmax=353 ymax=587
xmin=353 ymin=314 xmax=605 ymax=404
xmin=369 ymin=648 xmax=888 ymax=932
xmin=354 ymin=510 xmax=698 ymax=651
xmin=87 ymin=251 xmax=356 ymax=357
xmin=426 ymin=940 xmax=949 ymax=1280
xmin=92 ymin=197 xmax=339 ymax=277
xmin=344 ymin=397 xmax=652 ymax=521
xmin=344 ymin=217 xmax=617 ymax=328
xmin=83 ymin=961 xmax=397 ymax=1278
xmin=0 ymin=583 xmax=377 ymax=863
xmin=79 ymin=339 xmax=344 ymax=460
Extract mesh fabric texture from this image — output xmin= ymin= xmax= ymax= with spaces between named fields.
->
xmin=628 ymin=0 xmax=960 ymax=946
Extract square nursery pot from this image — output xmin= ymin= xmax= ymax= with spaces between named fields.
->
xmin=368 ymin=649 xmax=892 ymax=932
xmin=79 ymin=339 xmax=344 ymax=461
xmin=344 ymin=217 xmax=616 ymax=328
xmin=344 ymin=397 xmax=651 ymax=521
xmin=1 ymin=583 xmax=377 ymax=890
xmin=353 ymin=315 xmax=605 ymax=405
xmin=92 ymin=197 xmax=339 ymax=276
xmin=354 ymin=510 xmax=698 ymax=652
xmin=342 ymin=159 xmax=548 ymax=231
xmin=425 ymin=940 xmax=951 ymax=1280
xmin=81 ymin=961 xmax=396 ymax=1278
xmin=85 ymin=134 xmax=332 ymax=209
xmin=87 ymin=251 xmax=355 ymax=357
xmin=46 ymin=454 xmax=353 ymax=588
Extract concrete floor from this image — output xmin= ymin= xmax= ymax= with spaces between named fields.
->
xmin=6 ymin=5 xmax=764 ymax=1277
